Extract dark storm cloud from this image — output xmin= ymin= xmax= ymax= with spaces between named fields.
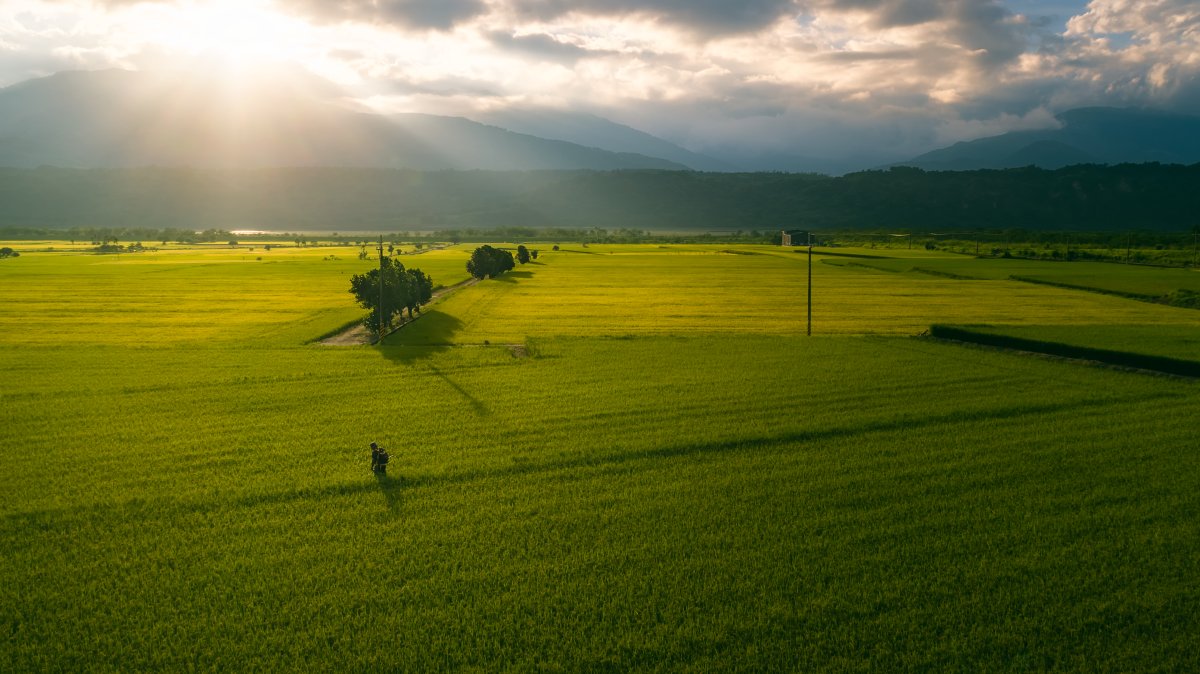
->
xmin=281 ymin=0 xmax=488 ymax=30
xmin=810 ymin=0 xmax=945 ymax=27
xmin=505 ymin=0 xmax=800 ymax=36
xmin=808 ymin=0 xmax=1028 ymax=68
xmin=949 ymin=1 xmax=1026 ymax=67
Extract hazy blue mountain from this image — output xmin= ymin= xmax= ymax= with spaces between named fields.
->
xmin=474 ymin=108 xmax=735 ymax=171
xmin=895 ymin=107 xmax=1200 ymax=170
xmin=705 ymin=149 xmax=903 ymax=176
xmin=0 ymin=69 xmax=686 ymax=171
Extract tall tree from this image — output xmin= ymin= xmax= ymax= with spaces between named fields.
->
xmin=403 ymin=268 xmax=434 ymax=318
xmin=516 ymin=244 xmax=530 ymax=264
xmin=349 ymin=257 xmax=423 ymax=331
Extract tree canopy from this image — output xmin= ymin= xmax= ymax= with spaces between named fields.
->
xmin=349 ymin=257 xmax=434 ymax=333
xmin=467 ymin=245 xmax=516 ymax=279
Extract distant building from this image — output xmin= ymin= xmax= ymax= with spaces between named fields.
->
xmin=781 ymin=229 xmax=808 ymax=246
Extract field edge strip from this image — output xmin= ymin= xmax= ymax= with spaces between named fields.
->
xmin=928 ymin=324 xmax=1200 ymax=378
xmin=1009 ymin=275 xmax=1200 ymax=310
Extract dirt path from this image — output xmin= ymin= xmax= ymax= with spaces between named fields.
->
xmin=320 ymin=277 xmax=479 ymax=346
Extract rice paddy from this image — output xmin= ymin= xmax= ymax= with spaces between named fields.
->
xmin=2 ymin=241 xmax=1198 ymax=671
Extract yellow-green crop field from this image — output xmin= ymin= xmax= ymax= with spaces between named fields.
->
xmin=2 ymin=242 xmax=1199 ymax=671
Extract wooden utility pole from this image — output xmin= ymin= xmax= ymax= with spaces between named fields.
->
xmin=807 ymin=231 xmax=813 ymax=337
xmin=377 ymin=235 xmax=385 ymax=339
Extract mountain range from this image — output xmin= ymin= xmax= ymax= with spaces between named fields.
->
xmin=2 ymin=69 xmax=1199 ymax=173
xmin=894 ymin=108 xmax=1200 ymax=170
xmin=0 ymin=69 xmax=687 ymax=171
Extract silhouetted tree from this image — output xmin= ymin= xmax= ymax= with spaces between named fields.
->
xmin=466 ymin=245 xmax=515 ymax=279
xmin=516 ymin=244 xmax=530 ymax=264
xmin=349 ymin=257 xmax=434 ymax=331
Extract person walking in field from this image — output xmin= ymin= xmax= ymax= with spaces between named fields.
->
xmin=370 ymin=441 xmax=390 ymax=476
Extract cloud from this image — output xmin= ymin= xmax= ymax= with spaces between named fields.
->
xmin=6 ymin=0 xmax=1200 ymax=167
xmin=1057 ymin=0 xmax=1200 ymax=110
xmin=487 ymin=31 xmax=618 ymax=63
xmin=280 ymin=0 xmax=488 ymax=30
xmin=384 ymin=74 xmax=502 ymax=98
xmin=811 ymin=0 xmax=946 ymax=28
xmin=502 ymin=0 xmax=800 ymax=37
xmin=1066 ymin=0 xmax=1200 ymax=44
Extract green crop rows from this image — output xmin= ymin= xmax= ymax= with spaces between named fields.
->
xmin=2 ymin=243 xmax=1199 ymax=671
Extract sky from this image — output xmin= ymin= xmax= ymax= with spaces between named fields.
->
xmin=1 ymin=0 xmax=1198 ymax=162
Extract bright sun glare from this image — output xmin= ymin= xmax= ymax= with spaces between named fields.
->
xmin=132 ymin=0 xmax=310 ymax=72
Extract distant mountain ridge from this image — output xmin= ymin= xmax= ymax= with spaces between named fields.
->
xmin=895 ymin=107 xmax=1200 ymax=170
xmin=0 ymin=69 xmax=688 ymax=171
xmin=473 ymin=108 xmax=735 ymax=172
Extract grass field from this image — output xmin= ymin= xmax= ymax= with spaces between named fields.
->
xmin=0 ymin=243 xmax=471 ymax=346
xmin=3 ymin=242 xmax=1199 ymax=671
xmin=935 ymin=324 xmax=1200 ymax=363
xmin=394 ymin=244 xmax=1200 ymax=344
xmin=832 ymin=249 xmax=1200 ymax=297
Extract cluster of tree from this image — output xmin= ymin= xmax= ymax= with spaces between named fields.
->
xmin=0 ymin=247 xmax=19 ymax=258
xmin=4 ymin=163 xmax=1200 ymax=233
xmin=0 ymin=226 xmax=236 ymax=244
xmin=348 ymin=257 xmax=434 ymax=333
xmin=515 ymin=245 xmax=538 ymax=263
xmin=92 ymin=241 xmax=152 ymax=253
xmin=466 ymin=245 xmax=516 ymax=279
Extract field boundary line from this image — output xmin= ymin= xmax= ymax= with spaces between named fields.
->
xmin=1009 ymin=275 xmax=1200 ymax=310
xmin=925 ymin=325 xmax=1200 ymax=379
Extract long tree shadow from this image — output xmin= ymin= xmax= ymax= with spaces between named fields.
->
xmin=496 ymin=270 xmax=534 ymax=282
xmin=13 ymin=389 xmax=1185 ymax=525
xmin=378 ymin=310 xmax=465 ymax=364
xmin=430 ymin=365 xmax=489 ymax=416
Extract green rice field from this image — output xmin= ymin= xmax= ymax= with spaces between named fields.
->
xmin=2 ymin=242 xmax=1198 ymax=671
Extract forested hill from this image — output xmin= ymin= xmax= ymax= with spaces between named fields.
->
xmin=1 ymin=163 xmax=1197 ymax=233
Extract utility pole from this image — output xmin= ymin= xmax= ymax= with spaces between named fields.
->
xmin=377 ymin=235 xmax=385 ymax=340
xmin=1126 ymin=232 xmax=1132 ymax=264
xmin=807 ymin=231 xmax=813 ymax=337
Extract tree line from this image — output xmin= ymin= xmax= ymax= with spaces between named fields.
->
xmin=3 ymin=163 xmax=1199 ymax=233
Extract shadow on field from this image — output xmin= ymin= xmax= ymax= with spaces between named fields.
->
xmin=18 ymin=391 xmax=1179 ymax=524
xmin=379 ymin=310 xmax=464 ymax=363
xmin=430 ymin=365 xmax=488 ymax=416
xmin=496 ymin=270 xmax=533 ymax=282
xmin=375 ymin=473 xmax=404 ymax=512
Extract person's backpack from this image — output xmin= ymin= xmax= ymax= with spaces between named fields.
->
xmin=377 ymin=450 xmax=389 ymax=465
